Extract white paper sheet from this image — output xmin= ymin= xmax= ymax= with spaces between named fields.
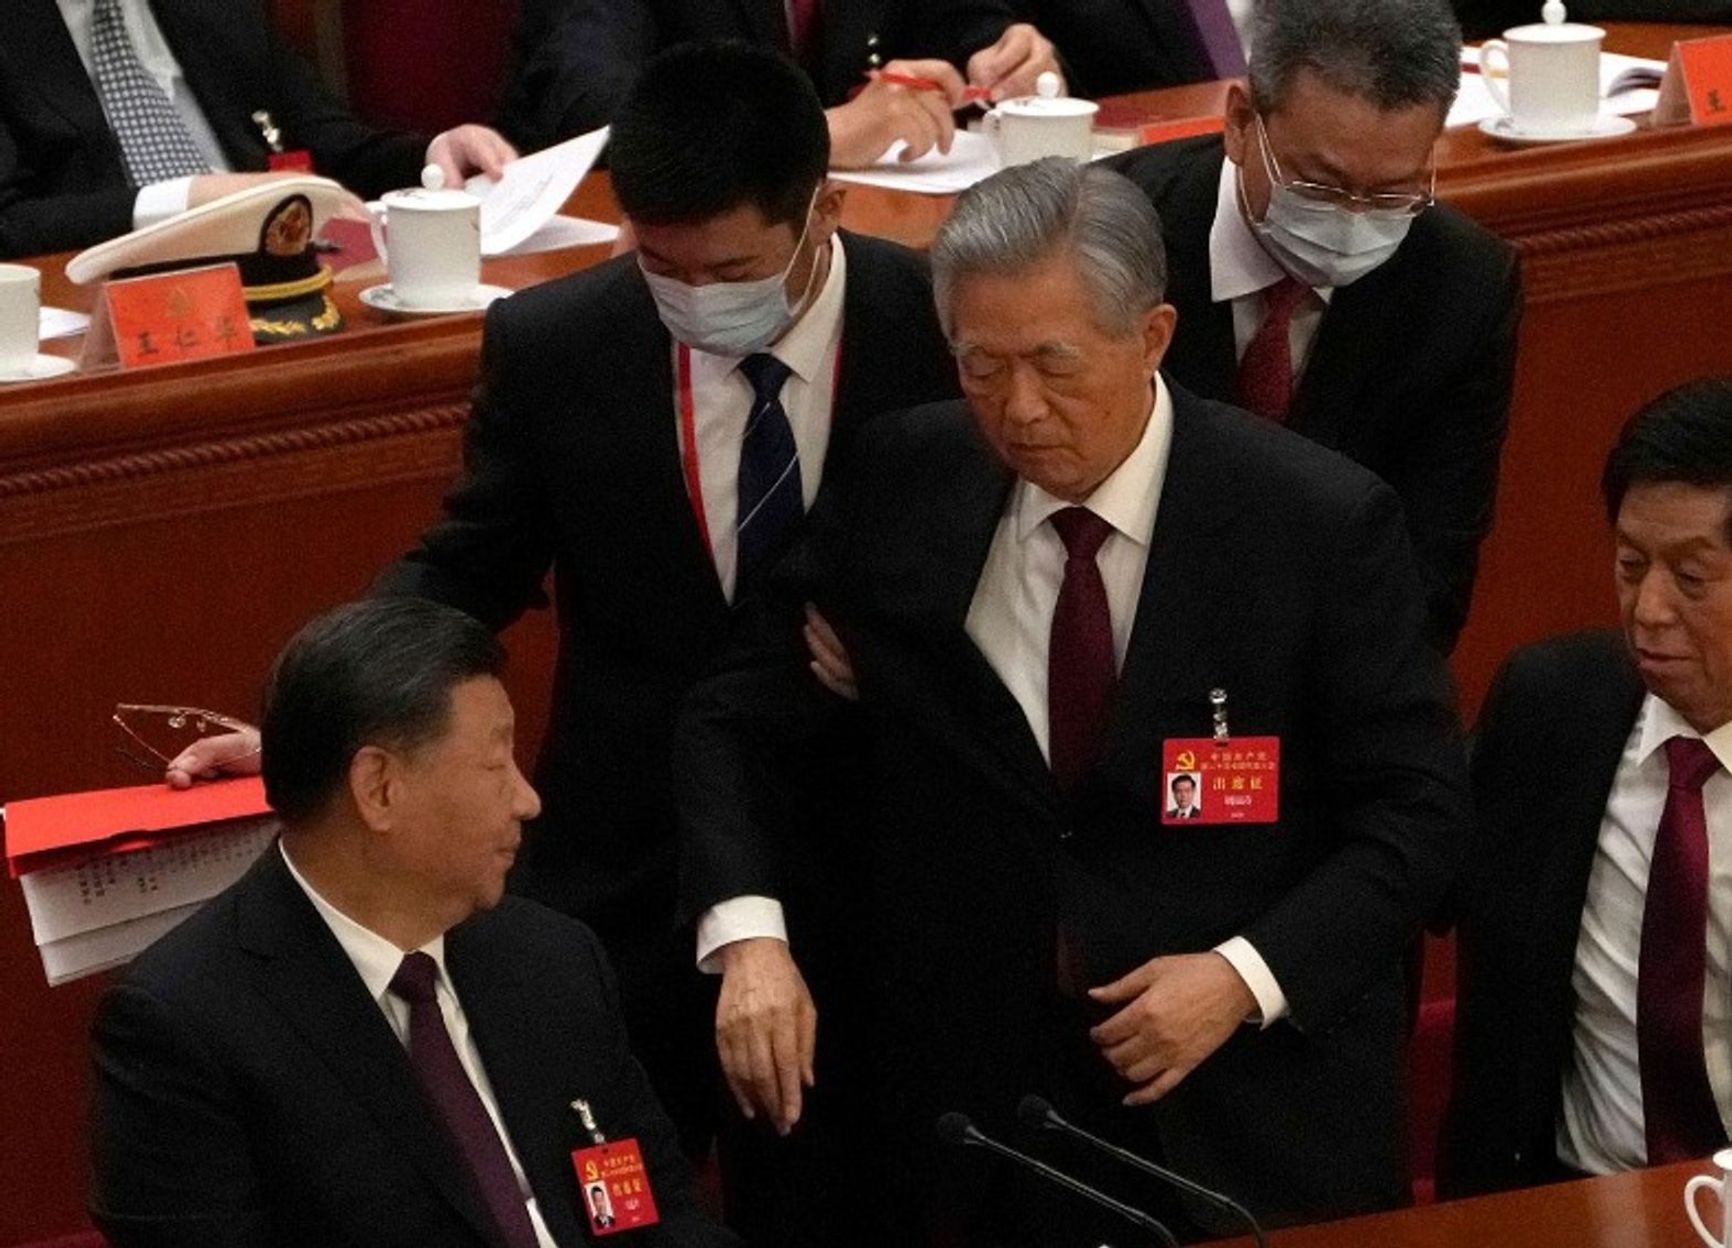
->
xmin=498 ymin=214 xmax=620 ymax=256
xmin=20 ymin=817 xmax=278 ymax=945
xmin=40 ymin=307 xmax=89 ymax=340
xmin=1449 ymin=52 xmax=1669 ymax=128
xmin=829 ymin=130 xmax=1005 ymax=195
xmin=39 ymin=902 xmax=202 ymax=986
xmin=467 ymin=127 xmax=610 ymax=256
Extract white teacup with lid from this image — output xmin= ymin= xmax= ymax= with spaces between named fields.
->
xmin=985 ymin=71 xmax=1099 ymax=167
xmin=368 ymin=165 xmax=483 ymax=309
xmin=1478 ymin=0 xmax=1606 ymax=136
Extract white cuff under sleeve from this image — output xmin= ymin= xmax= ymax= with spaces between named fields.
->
xmin=1213 ymin=935 xmax=1289 ymax=1028
xmin=695 ymin=895 xmax=788 ymax=973
xmin=133 ymin=177 xmax=194 ymax=230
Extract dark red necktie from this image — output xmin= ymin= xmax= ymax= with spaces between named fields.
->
xmin=1638 ymin=736 xmax=1727 ymax=1164
xmin=389 ymin=953 xmax=541 ymax=1248
xmin=1235 ymin=275 xmax=1310 ymax=423
xmin=1047 ymin=507 xmax=1116 ymax=793
xmin=787 ymin=0 xmax=822 ymax=72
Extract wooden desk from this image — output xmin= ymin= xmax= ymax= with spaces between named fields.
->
xmin=1203 ymin=1161 xmax=1712 ymax=1247
xmin=3 ymin=25 xmax=1730 ymax=1241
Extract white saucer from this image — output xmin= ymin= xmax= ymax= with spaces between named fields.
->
xmin=1478 ymin=114 xmax=1638 ymax=145
xmin=358 ymin=283 xmax=512 ymax=316
xmin=0 ymin=353 xmax=77 ymax=383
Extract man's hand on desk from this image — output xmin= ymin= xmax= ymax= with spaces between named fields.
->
xmin=165 ymin=726 xmax=262 ymax=790
xmin=1087 ymin=952 xmax=1256 ymax=1107
xmin=826 ymin=59 xmax=964 ymax=168
xmin=426 ymin=125 xmax=518 ymax=188
xmin=714 ymin=937 xmax=817 ymax=1135
xmin=966 ymin=24 xmax=1063 ymax=103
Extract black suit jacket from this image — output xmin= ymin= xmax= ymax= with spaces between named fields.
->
xmin=1017 ymin=0 xmax=1214 ymax=97
xmin=1440 ymin=629 xmax=1647 ymax=1198
xmin=374 ymin=231 xmax=959 ymax=940
xmin=90 ymin=848 xmax=736 ymax=1248
xmin=497 ymin=0 xmax=1018 ymax=150
xmin=0 ymin=0 xmax=427 ymax=258
xmin=1107 ymin=136 xmax=1522 ymax=652
xmin=678 ymin=385 xmax=1469 ymax=1234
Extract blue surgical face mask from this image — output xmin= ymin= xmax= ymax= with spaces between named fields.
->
xmin=1239 ymin=117 xmax=1418 ymax=288
xmin=640 ymin=193 xmax=821 ymax=356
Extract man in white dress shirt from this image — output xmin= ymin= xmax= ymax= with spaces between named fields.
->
xmin=1 ymin=0 xmax=514 ymax=257
xmin=90 ymin=597 xmax=734 ymax=1247
xmin=1107 ymin=0 xmax=1521 ymax=654
xmin=678 ymin=157 xmax=1467 ymax=1243
xmin=1445 ymin=378 xmax=1732 ymax=1197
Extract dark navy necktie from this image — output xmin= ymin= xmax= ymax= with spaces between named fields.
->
xmin=389 ymin=952 xmax=540 ymax=1248
xmin=734 ymin=352 xmax=803 ymax=598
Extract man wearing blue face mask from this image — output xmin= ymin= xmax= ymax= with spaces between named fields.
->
xmin=1109 ymin=0 xmax=1521 ymax=654
xmin=359 ymin=40 xmax=960 ymax=1247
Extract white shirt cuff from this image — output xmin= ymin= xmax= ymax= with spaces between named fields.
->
xmin=133 ymin=177 xmax=195 ymax=230
xmin=695 ymin=895 xmax=788 ymax=973
xmin=1213 ymin=936 xmax=1288 ymax=1028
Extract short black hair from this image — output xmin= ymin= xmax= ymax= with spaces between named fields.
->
xmin=1603 ymin=378 xmax=1732 ymax=539
xmin=609 ymin=41 xmax=829 ymax=228
xmin=261 ymin=598 xmax=505 ymax=823
xmin=1250 ymin=0 xmax=1461 ymax=117
xmin=1171 ymin=773 xmax=1196 ymax=794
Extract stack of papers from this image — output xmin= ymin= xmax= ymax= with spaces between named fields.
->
xmin=4 ymin=778 xmax=276 ymax=985
xmin=465 ymin=127 xmax=619 ymax=256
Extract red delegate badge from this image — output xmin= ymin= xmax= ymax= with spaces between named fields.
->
xmin=1161 ymin=737 xmax=1280 ymax=825
xmin=573 ymin=1138 xmax=660 ymax=1235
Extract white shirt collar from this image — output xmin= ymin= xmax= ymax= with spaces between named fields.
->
xmin=1014 ymin=373 xmax=1174 ymax=547
xmin=1208 ymin=157 xmax=1332 ymax=307
xmin=1635 ymin=693 xmax=1732 ymax=775
xmin=278 ymin=840 xmax=448 ymax=1005
xmin=688 ymin=234 xmax=848 ymax=386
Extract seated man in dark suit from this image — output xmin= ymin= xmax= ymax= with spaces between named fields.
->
xmin=169 ymin=41 xmax=960 ymax=1246
xmin=1444 ymin=378 xmax=1732 ymax=1197
xmin=498 ymin=0 xmax=1063 ymax=166
xmin=679 ymin=158 xmax=1467 ymax=1244
xmin=1108 ymin=0 xmax=1522 ymax=652
xmin=0 ymin=0 xmax=514 ymax=258
xmin=91 ymin=596 xmax=735 ymax=1248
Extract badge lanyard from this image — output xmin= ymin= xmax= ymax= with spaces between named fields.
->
xmin=674 ymin=338 xmax=847 ymax=568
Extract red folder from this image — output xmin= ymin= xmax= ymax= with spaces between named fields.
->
xmin=3 ymin=777 xmax=270 ymax=878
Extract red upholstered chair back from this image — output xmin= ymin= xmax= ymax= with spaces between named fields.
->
xmin=25 ymin=1233 xmax=107 ymax=1248
xmin=1407 ymin=996 xmax=1456 ymax=1205
xmin=342 ymin=0 xmax=520 ymax=136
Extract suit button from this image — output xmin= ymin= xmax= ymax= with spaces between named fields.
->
xmin=1058 ymin=828 xmax=1075 ymax=841
xmin=867 ymin=32 xmax=880 ymax=46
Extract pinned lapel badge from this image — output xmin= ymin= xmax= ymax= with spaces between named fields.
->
xmin=570 ymin=1097 xmax=660 ymax=1235
xmin=252 ymin=109 xmax=311 ymax=172
xmin=1161 ymin=687 xmax=1282 ymax=826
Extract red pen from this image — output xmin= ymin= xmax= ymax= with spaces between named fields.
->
xmin=873 ymin=71 xmax=992 ymax=103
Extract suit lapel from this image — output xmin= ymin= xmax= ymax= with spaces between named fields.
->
xmin=1159 ymin=147 xmax=1239 ymax=402
xmin=19 ymin=0 xmax=120 ymax=142
xmin=447 ymin=923 xmax=588 ymax=1247
xmin=1096 ymin=388 xmax=1230 ymax=781
xmin=235 ymin=852 xmax=509 ymax=1248
xmin=1287 ymin=242 xmax=1407 ymax=449
xmin=150 ymin=0 xmax=262 ymax=169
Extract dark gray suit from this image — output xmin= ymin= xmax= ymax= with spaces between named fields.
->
xmin=0 ymin=0 xmax=427 ymax=258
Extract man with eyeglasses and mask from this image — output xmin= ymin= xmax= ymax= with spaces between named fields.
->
xmin=1109 ymin=0 xmax=1521 ymax=654
xmin=168 ymin=39 xmax=958 ymax=1248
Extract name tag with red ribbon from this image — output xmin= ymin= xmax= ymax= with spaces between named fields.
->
xmin=1161 ymin=737 xmax=1280 ymax=825
xmin=573 ymin=1138 xmax=660 ymax=1235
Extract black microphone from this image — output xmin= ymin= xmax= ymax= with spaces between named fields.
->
xmin=1018 ymin=1095 xmax=1267 ymax=1248
xmin=936 ymin=1112 xmax=1179 ymax=1248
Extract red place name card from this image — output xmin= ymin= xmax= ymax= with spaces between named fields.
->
xmin=1653 ymin=35 xmax=1732 ymax=129
xmin=82 ymin=262 xmax=255 ymax=371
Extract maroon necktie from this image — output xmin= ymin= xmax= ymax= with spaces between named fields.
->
xmin=1048 ymin=507 xmax=1116 ymax=793
xmin=1638 ymin=736 xmax=1727 ymax=1164
xmin=389 ymin=952 xmax=541 ymax=1248
xmin=1235 ymin=276 xmax=1310 ymax=423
